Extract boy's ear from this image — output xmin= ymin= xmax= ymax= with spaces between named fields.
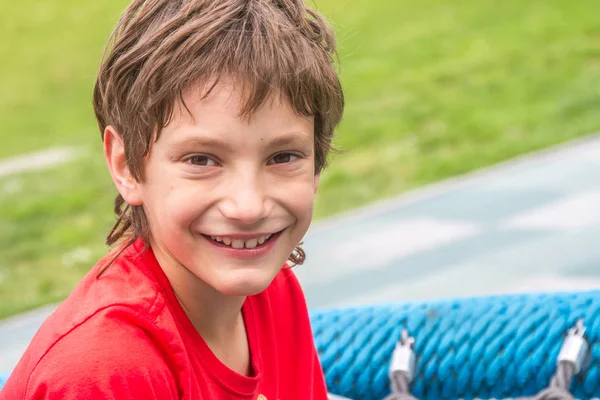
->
xmin=103 ymin=126 xmax=143 ymax=206
xmin=314 ymin=173 xmax=320 ymax=194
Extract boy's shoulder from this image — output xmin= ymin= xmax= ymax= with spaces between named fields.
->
xmin=43 ymin=240 xmax=167 ymax=340
xmin=2 ymin=242 xmax=180 ymax=399
xmin=9 ymin=242 xmax=173 ymax=381
xmin=5 ymin=303 xmax=178 ymax=399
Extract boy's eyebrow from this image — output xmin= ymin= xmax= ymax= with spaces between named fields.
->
xmin=169 ymin=131 xmax=313 ymax=152
xmin=169 ymin=136 xmax=234 ymax=152
xmin=266 ymin=132 xmax=313 ymax=151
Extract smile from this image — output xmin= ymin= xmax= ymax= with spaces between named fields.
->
xmin=200 ymin=230 xmax=284 ymax=259
xmin=200 ymin=230 xmax=283 ymax=251
xmin=208 ymin=233 xmax=274 ymax=249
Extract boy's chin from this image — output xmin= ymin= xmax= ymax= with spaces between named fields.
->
xmin=212 ymin=269 xmax=282 ymax=297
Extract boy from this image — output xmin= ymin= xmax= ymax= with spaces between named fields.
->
xmin=1 ymin=0 xmax=344 ymax=399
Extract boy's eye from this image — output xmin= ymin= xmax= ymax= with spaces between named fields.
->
xmin=269 ymin=153 xmax=299 ymax=165
xmin=186 ymin=155 xmax=218 ymax=167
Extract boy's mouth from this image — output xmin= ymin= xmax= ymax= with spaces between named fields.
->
xmin=201 ymin=230 xmax=282 ymax=250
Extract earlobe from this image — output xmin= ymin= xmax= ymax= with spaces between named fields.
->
xmin=314 ymin=174 xmax=320 ymax=194
xmin=103 ymin=126 xmax=143 ymax=206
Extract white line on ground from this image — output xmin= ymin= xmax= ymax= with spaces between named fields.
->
xmin=331 ymin=218 xmax=482 ymax=270
xmin=0 ymin=147 xmax=79 ymax=178
xmin=501 ymin=190 xmax=600 ymax=231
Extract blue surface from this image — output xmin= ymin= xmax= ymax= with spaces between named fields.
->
xmin=311 ymin=291 xmax=600 ymax=400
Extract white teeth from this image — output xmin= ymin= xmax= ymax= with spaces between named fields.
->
xmin=209 ymin=233 xmax=275 ymax=248
xmin=231 ymin=239 xmax=245 ymax=249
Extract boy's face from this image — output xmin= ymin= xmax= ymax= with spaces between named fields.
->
xmin=113 ymin=80 xmax=318 ymax=296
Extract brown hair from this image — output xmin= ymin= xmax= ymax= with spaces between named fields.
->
xmin=93 ymin=0 xmax=344 ymax=269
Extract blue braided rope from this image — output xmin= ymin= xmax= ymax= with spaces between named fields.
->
xmin=310 ymin=291 xmax=600 ymax=400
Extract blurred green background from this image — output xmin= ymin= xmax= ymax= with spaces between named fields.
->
xmin=1 ymin=0 xmax=600 ymax=319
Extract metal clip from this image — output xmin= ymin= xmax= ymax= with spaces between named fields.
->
xmin=389 ymin=329 xmax=417 ymax=382
xmin=557 ymin=318 xmax=590 ymax=374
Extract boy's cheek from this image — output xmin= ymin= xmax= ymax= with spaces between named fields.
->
xmin=280 ymin=185 xmax=318 ymax=223
xmin=142 ymin=185 xmax=199 ymax=219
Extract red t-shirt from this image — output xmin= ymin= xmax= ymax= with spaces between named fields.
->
xmin=1 ymin=240 xmax=328 ymax=400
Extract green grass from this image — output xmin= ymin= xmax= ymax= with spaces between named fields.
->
xmin=2 ymin=0 xmax=600 ymax=318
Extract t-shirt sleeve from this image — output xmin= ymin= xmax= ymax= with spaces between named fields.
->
xmin=22 ymin=311 xmax=179 ymax=400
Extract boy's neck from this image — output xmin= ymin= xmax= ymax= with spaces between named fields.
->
xmin=150 ymin=241 xmax=251 ymax=375
xmin=174 ymin=288 xmax=251 ymax=376
xmin=172 ymin=284 xmax=246 ymax=341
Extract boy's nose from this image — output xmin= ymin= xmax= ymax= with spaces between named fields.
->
xmin=219 ymin=172 xmax=268 ymax=225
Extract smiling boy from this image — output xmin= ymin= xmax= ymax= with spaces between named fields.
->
xmin=1 ymin=0 xmax=344 ymax=399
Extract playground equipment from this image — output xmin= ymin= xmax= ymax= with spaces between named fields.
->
xmin=311 ymin=291 xmax=598 ymax=399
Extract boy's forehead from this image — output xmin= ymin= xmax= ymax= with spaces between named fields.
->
xmin=181 ymin=79 xmax=239 ymax=107
xmin=159 ymin=79 xmax=313 ymax=143
xmin=178 ymin=78 xmax=298 ymax=118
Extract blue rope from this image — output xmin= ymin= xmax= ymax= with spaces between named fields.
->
xmin=310 ymin=291 xmax=600 ymax=400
